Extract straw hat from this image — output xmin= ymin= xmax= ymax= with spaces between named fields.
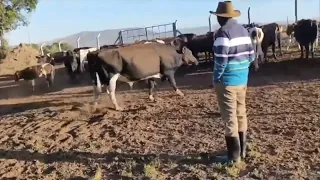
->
xmin=210 ymin=1 xmax=241 ymax=18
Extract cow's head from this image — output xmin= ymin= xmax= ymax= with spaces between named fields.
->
xmin=14 ymin=71 xmax=21 ymax=82
xmin=287 ymin=23 xmax=296 ymax=36
xmin=36 ymin=54 xmax=54 ymax=65
xmin=181 ymin=46 xmax=198 ymax=66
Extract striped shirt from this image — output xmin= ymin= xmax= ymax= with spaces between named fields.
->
xmin=213 ymin=18 xmax=255 ymax=86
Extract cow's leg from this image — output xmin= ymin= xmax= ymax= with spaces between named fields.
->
xmin=108 ymin=73 xmax=122 ymax=111
xmin=46 ymin=74 xmax=52 ymax=88
xmin=253 ymin=55 xmax=259 ymax=72
xmin=127 ymin=82 xmax=134 ymax=90
xmin=147 ymin=78 xmax=156 ymax=102
xmin=277 ymin=35 xmax=282 ymax=56
xmin=31 ymin=79 xmax=35 ymax=92
xmin=165 ymin=71 xmax=184 ymax=97
xmin=262 ymin=46 xmax=268 ymax=63
xmin=305 ymin=45 xmax=310 ymax=59
xmin=311 ymin=42 xmax=315 ymax=59
xmin=299 ymin=44 xmax=304 ymax=59
xmin=272 ymin=43 xmax=277 ymax=60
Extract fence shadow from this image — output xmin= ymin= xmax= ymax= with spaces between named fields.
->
xmin=0 ymin=99 xmax=84 ymax=116
xmin=0 ymin=148 xmax=226 ymax=179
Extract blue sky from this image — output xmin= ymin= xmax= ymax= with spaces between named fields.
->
xmin=6 ymin=0 xmax=320 ymax=45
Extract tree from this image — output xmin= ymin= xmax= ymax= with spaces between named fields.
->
xmin=41 ymin=42 xmax=74 ymax=54
xmin=0 ymin=0 xmax=38 ymax=59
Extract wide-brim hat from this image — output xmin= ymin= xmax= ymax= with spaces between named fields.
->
xmin=210 ymin=1 xmax=241 ymax=18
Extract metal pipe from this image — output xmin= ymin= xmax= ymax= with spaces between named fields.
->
xmin=58 ymin=40 xmax=63 ymax=52
xmin=248 ymin=7 xmax=251 ymax=24
xmin=209 ymin=11 xmax=213 ymax=32
xmin=96 ymin=33 xmax=101 ymax=48
xmin=295 ymin=0 xmax=298 ymax=22
xmin=40 ymin=43 xmax=46 ymax=55
xmin=77 ymin=37 xmax=81 ymax=48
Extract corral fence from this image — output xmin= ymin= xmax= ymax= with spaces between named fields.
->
xmin=114 ymin=21 xmax=180 ymax=45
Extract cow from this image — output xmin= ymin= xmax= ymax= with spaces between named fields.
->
xmin=14 ymin=63 xmax=55 ymax=91
xmin=36 ymin=54 xmax=55 ymax=66
xmin=143 ymin=39 xmax=166 ymax=44
xmin=186 ymin=32 xmax=215 ymax=62
xmin=260 ymin=23 xmax=283 ymax=61
xmin=247 ymin=27 xmax=264 ymax=71
xmin=177 ymin=33 xmax=197 ymax=44
xmin=286 ymin=24 xmax=301 ymax=51
xmin=63 ymin=50 xmax=80 ymax=80
xmin=293 ymin=19 xmax=318 ymax=59
xmin=87 ymin=40 xmax=198 ymax=111
xmin=100 ymin=44 xmax=119 ymax=50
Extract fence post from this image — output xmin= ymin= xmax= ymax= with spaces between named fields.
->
xmin=58 ymin=41 xmax=63 ymax=52
xmin=145 ymin=28 xmax=148 ymax=40
xmin=173 ymin=20 xmax=177 ymax=37
xmin=77 ymin=37 xmax=81 ymax=48
xmin=40 ymin=43 xmax=46 ymax=55
xmin=96 ymin=33 xmax=101 ymax=48
xmin=208 ymin=13 xmax=212 ymax=32
xmin=119 ymin=31 xmax=123 ymax=45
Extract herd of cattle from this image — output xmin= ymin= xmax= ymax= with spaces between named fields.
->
xmin=12 ymin=18 xmax=319 ymax=111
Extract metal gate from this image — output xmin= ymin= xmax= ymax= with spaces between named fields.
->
xmin=114 ymin=21 xmax=178 ymax=45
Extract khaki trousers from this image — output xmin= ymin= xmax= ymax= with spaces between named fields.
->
xmin=214 ymin=83 xmax=248 ymax=137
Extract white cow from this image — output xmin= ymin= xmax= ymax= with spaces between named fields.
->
xmin=248 ymin=27 xmax=264 ymax=71
xmin=143 ymin=39 xmax=166 ymax=44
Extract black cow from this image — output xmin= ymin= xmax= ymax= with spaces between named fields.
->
xmin=260 ymin=23 xmax=283 ymax=61
xmin=87 ymin=39 xmax=198 ymax=111
xmin=293 ymin=19 xmax=318 ymax=59
xmin=186 ymin=32 xmax=215 ymax=62
xmin=63 ymin=50 xmax=81 ymax=80
xmin=177 ymin=33 xmax=197 ymax=44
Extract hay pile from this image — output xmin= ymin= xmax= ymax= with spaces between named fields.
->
xmin=0 ymin=43 xmax=41 ymax=76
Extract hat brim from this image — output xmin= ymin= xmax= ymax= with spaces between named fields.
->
xmin=210 ymin=10 xmax=241 ymax=18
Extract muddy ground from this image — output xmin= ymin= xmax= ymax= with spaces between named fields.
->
xmin=0 ymin=50 xmax=319 ymax=179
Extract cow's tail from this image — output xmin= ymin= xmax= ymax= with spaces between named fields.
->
xmin=96 ymin=72 xmax=102 ymax=93
xmin=276 ymin=25 xmax=282 ymax=49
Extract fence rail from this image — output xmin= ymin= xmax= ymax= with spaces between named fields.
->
xmin=114 ymin=21 xmax=178 ymax=45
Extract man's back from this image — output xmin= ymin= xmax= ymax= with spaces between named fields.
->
xmin=213 ymin=18 xmax=254 ymax=86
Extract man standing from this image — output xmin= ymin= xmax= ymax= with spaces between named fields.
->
xmin=210 ymin=1 xmax=255 ymax=164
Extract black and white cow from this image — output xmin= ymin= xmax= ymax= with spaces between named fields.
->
xmin=87 ymin=38 xmax=198 ymax=111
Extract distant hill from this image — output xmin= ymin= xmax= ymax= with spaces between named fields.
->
xmin=39 ymin=25 xmax=221 ymax=48
xmin=35 ymin=19 xmax=298 ymax=48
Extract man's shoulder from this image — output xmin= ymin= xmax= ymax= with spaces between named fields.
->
xmin=217 ymin=24 xmax=247 ymax=37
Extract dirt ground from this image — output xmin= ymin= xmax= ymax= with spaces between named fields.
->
xmin=0 ymin=48 xmax=320 ymax=179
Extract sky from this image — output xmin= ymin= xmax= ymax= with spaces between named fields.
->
xmin=6 ymin=0 xmax=320 ymax=45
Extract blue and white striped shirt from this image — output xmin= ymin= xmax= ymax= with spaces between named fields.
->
xmin=213 ymin=18 xmax=255 ymax=86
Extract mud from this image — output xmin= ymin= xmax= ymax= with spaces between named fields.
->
xmin=0 ymin=49 xmax=319 ymax=179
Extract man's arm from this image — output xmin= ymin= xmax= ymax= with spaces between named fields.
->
xmin=247 ymin=41 xmax=255 ymax=64
xmin=213 ymin=30 xmax=230 ymax=82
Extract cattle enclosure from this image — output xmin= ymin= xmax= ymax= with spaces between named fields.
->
xmin=0 ymin=46 xmax=320 ymax=179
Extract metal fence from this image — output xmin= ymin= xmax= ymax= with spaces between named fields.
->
xmin=114 ymin=21 xmax=178 ymax=45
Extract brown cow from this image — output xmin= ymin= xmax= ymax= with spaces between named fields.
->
xmin=14 ymin=63 xmax=55 ymax=91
